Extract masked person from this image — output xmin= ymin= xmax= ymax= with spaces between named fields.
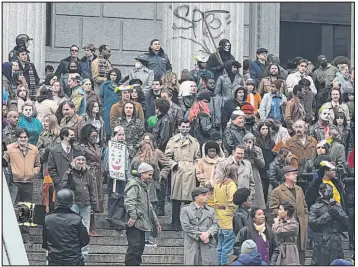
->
xmin=126 ymin=55 xmax=154 ymax=96
xmin=207 ymin=39 xmax=236 ymax=81
xmin=42 ymin=189 xmax=90 ymax=266
xmin=48 ymin=127 xmax=81 ymax=192
xmin=165 ymin=120 xmax=201 ymax=231
xmin=309 ymin=182 xmax=348 ymax=266
xmin=310 ymin=107 xmax=331 ymax=142
xmin=124 ymin=163 xmax=161 ymax=265
xmin=215 ymin=60 xmax=244 ymax=101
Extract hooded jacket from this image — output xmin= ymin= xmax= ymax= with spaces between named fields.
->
xmin=144 ymin=47 xmax=171 ymax=80
xmin=232 ymin=251 xmax=268 ymax=266
xmin=221 ymin=86 xmax=248 ymax=127
xmin=207 ymin=39 xmax=236 ymax=81
xmin=215 ymin=60 xmax=244 ymax=100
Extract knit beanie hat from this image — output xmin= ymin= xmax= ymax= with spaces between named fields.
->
xmin=241 ymin=103 xmax=254 ymax=115
xmin=137 ymin=162 xmax=154 ymax=174
xmin=210 ymin=131 xmax=222 ymax=141
xmin=204 ymin=140 xmax=219 ymax=155
xmin=243 ymin=132 xmax=256 ymax=143
xmin=73 ymin=149 xmax=85 ymax=159
xmin=317 ymin=55 xmax=326 ymax=63
xmin=241 ymin=239 xmax=257 ymax=255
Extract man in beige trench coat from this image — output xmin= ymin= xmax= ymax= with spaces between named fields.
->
xmin=180 ymin=187 xmax=219 ymax=265
xmin=165 ymin=120 xmax=201 ymax=230
xmin=269 ymin=165 xmax=308 ymax=265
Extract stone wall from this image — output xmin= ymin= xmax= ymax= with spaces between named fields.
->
xmin=45 ymin=3 xmax=163 ymax=76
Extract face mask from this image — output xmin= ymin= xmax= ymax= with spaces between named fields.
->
xmin=135 ymin=62 xmax=142 ymax=69
xmin=320 ymin=187 xmax=333 ymax=200
xmin=69 ymin=137 xmax=76 ymax=144
xmin=320 ymin=60 xmax=328 ymax=68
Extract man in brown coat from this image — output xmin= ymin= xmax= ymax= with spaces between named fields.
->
xmin=284 ymin=84 xmax=306 ymax=134
xmin=3 ymin=127 xmax=41 ymax=202
xmin=269 ymin=165 xmax=308 ymax=265
xmin=59 ymin=101 xmax=84 ymax=141
xmin=285 ymin=120 xmax=317 ymax=180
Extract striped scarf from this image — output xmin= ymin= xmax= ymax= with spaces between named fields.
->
xmin=28 ymin=63 xmax=37 ymax=101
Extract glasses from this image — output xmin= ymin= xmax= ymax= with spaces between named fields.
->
xmin=71 ymin=49 xmax=79 ymax=52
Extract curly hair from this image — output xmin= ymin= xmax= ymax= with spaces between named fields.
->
xmin=79 ymin=123 xmax=97 ymax=144
xmin=136 ymin=141 xmax=155 ymax=164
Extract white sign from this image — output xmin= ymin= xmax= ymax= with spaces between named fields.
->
xmin=108 ymin=141 xmax=126 ymax=181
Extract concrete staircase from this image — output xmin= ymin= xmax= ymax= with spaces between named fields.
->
xmin=24 ymin=180 xmax=353 ymax=265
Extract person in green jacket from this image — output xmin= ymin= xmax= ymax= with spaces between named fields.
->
xmin=124 ymin=162 xmax=161 ymax=266
xmin=17 ymin=101 xmax=42 ymax=145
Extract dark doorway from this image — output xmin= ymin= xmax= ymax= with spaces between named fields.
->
xmin=279 ymin=21 xmax=322 ymax=67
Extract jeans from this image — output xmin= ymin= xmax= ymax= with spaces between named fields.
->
xmin=125 ymin=226 xmax=145 ymax=266
xmin=145 ymin=202 xmax=157 ymax=242
xmin=217 ymin=229 xmax=236 ymax=265
xmin=71 ymin=204 xmax=91 ymax=262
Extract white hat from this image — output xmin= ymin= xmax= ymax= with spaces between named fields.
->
xmin=196 ymin=55 xmax=208 ymax=63
xmin=138 ymin=162 xmax=154 ymax=174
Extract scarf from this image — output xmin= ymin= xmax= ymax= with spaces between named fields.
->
xmin=254 ymin=223 xmax=267 ymax=242
xmin=27 ymin=63 xmax=37 ymax=101
xmin=188 ymin=100 xmax=210 ymax=122
xmin=98 ymin=55 xmax=108 ymax=79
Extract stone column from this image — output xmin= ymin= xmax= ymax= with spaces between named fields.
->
xmin=2 ymin=3 xmax=46 ymax=78
xmin=351 ymin=2 xmax=354 ymax=67
xmin=249 ymin=3 xmax=280 ymax=59
xmin=163 ymin=2 xmax=245 ymax=75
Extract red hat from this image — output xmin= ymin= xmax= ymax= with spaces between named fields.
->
xmin=241 ymin=104 xmax=254 ymax=115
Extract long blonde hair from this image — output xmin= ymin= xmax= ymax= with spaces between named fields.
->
xmin=44 ymin=114 xmax=61 ymax=136
xmin=162 ymin=71 xmax=179 ymax=92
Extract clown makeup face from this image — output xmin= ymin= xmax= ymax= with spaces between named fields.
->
xmin=23 ymin=105 xmax=33 ymax=117
xmin=223 ymin=42 xmax=231 ymax=52
xmin=320 ymin=109 xmax=330 ymax=122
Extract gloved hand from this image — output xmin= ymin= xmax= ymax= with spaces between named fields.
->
xmin=328 ymin=208 xmax=339 ymax=218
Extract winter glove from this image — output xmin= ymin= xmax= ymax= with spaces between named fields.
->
xmin=328 ymin=208 xmax=339 ymax=218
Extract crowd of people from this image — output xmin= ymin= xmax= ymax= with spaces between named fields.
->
xmin=2 ymin=34 xmax=355 ymax=266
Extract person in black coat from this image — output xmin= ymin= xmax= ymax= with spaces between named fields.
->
xmin=233 ymin=207 xmax=275 ymax=265
xmin=42 ymin=189 xmax=89 ymax=265
xmin=55 ymin=45 xmax=82 ymax=78
xmin=267 ymin=147 xmax=291 ymax=189
xmin=188 ymin=91 xmax=214 ymax=144
xmin=309 ymin=183 xmax=348 ymax=265
xmin=256 ymin=122 xmax=275 ymax=203
xmin=152 ymin=98 xmax=173 ymax=152
xmin=305 ymin=161 xmax=346 ymax=211
xmin=207 ymin=39 xmax=235 ymax=81
xmin=232 ymin=187 xmax=252 ymax=236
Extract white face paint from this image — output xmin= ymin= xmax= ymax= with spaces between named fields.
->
xmin=320 ymin=109 xmax=330 ymax=122
xmin=223 ymin=42 xmax=231 ymax=52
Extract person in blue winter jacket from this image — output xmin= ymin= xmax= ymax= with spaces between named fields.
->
xmin=232 ymin=239 xmax=268 ymax=266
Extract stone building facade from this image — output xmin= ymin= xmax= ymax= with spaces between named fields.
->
xmin=2 ymin=2 xmax=353 ymax=79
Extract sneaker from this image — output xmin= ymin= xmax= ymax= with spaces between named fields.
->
xmin=145 ymin=240 xmax=157 ymax=247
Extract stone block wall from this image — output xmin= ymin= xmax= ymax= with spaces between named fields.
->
xmin=45 ymin=3 xmax=163 ymax=76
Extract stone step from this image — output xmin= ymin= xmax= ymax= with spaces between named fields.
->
xmin=28 ymin=235 xmax=185 ymax=247
xmin=27 ymin=252 xmax=185 ymax=264
xmin=28 ymin=260 xmax=181 ymax=266
xmin=93 ymin=214 xmax=172 ymax=229
xmin=28 ymin=227 xmax=184 ymax=239
xmin=25 ymin=243 xmax=184 ymax=255
xmin=305 ymin=249 xmax=353 ymax=259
